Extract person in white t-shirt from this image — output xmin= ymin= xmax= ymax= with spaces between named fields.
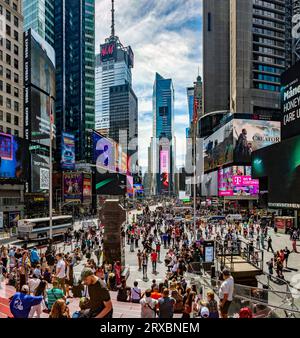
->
xmin=55 ymin=253 xmax=66 ymax=294
xmin=140 ymin=289 xmax=158 ymax=318
xmin=131 ymin=281 xmax=142 ymax=303
xmin=218 ymin=268 xmax=234 ymax=318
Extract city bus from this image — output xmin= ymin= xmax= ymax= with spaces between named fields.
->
xmin=17 ymin=215 xmax=73 ymax=242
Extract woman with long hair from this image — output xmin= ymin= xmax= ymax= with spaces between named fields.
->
xmin=49 ymin=299 xmax=70 ymax=319
xmin=28 ymin=280 xmax=48 ymax=318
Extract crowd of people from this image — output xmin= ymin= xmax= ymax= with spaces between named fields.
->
xmin=0 ymin=202 xmax=299 ymax=319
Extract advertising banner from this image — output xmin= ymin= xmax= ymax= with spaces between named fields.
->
xmin=233 ymin=120 xmax=281 ymax=163
xmin=82 ymin=174 xmax=92 ymax=203
xmin=63 ymin=172 xmax=83 ymax=203
xmin=127 ymin=175 xmax=134 ymax=196
xmin=201 ymin=170 xmax=218 ymax=197
xmin=218 ymin=166 xmax=259 ymax=198
xmin=95 ymin=172 xmax=126 ymax=196
xmin=31 ymin=153 xmax=50 ymax=192
xmin=8 ymin=212 xmax=20 ymax=228
xmin=281 ymin=61 xmax=300 ymax=140
xmin=93 ymin=131 xmax=117 ymax=172
xmin=160 ymin=150 xmax=169 ymax=190
xmin=0 ymin=133 xmax=29 ymax=181
xmin=203 ymin=121 xmax=233 ymax=172
xmin=100 ymin=41 xmax=117 ymax=62
xmin=61 ymin=132 xmax=75 ymax=170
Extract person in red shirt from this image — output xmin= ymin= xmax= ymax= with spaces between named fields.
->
xmin=151 ymin=287 xmax=162 ymax=300
xmin=151 ymin=249 xmax=158 ymax=274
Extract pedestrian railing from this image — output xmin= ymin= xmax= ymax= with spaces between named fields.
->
xmin=186 ymin=262 xmax=300 ymax=318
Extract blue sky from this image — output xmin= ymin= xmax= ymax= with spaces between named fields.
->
xmin=95 ymin=0 xmax=203 ymax=170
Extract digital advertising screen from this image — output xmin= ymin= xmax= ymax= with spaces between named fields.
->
xmin=281 ymin=60 xmax=300 ymax=141
xmin=61 ymin=132 xmax=75 ymax=170
xmin=0 ymin=133 xmax=29 ymax=181
xmin=160 ymin=150 xmax=169 ymax=190
xmin=63 ymin=172 xmax=83 ymax=203
xmin=31 ymin=153 xmax=50 ymax=192
xmin=252 ymin=134 xmax=300 ymax=205
xmin=100 ymin=41 xmax=117 ymax=62
xmin=203 ymin=121 xmax=233 ymax=172
xmin=127 ymin=175 xmax=134 ymax=196
xmin=82 ymin=174 xmax=92 ymax=203
xmin=201 ymin=170 xmax=218 ymax=197
xmin=93 ymin=131 xmax=117 ymax=172
xmin=95 ymin=172 xmax=126 ymax=196
xmin=30 ymin=29 xmax=56 ymax=98
xmin=233 ymin=119 xmax=281 ymax=163
xmin=218 ymin=166 xmax=259 ymax=198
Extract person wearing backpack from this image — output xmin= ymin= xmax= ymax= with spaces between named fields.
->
xmin=157 ymin=288 xmax=176 ymax=318
xmin=131 ymin=281 xmax=142 ymax=303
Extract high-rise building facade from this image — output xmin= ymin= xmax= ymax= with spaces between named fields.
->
xmin=23 ymin=0 xmax=55 ymax=47
xmin=187 ymin=87 xmax=194 ymax=124
xmin=203 ymin=0 xmax=293 ymax=115
xmin=152 ymin=73 xmax=175 ymax=195
xmin=54 ymin=0 xmax=95 ymax=162
xmin=0 ymin=0 xmax=25 ymax=227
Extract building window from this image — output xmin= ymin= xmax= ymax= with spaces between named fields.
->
xmin=14 ymin=58 xmax=18 ymax=69
xmin=13 ymin=87 xmax=18 ymax=97
xmin=0 ymin=110 xmax=3 ymax=121
xmin=6 ymin=39 xmax=11 ymax=51
xmin=6 ymin=69 xmax=11 ymax=79
xmin=6 ymin=98 xmax=11 ymax=109
xmin=13 ymin=44 xmax=18 ymax=55
xmin=14 ymin=129 xmax=19 ymax=136
xmin=0 ymin=95 xmax=3 ymax=106
xmin=14 ymin=73 xmax=19 ymax=83
xmin=6 ymin=10 xmax=11 ymax=22
xmin=14 ymin=30 xmax=18 ymax=41
xmin=0 ymin=80 xmax=2 ymax=91
xmin=13 ymin=3 xmax=17 ymax=12
xmin=6 ymin=24 xmax=11 ymax=36
xmin=6 ymin=127 xmax=11 ymax=134
xmin=14 ymin=16 xmax=18 ymax=27
xmin=6 ymin=112 xmax=11 ymax=123
xmin=14 ymin=101 xmax=19 ymax=112
xmin=0 ymin=65 xmax=3 ymax=76
xmin=14 ymin=115 xmax=18 ymax=126
xmin=6 ymin=83 xmax=11 ymax=94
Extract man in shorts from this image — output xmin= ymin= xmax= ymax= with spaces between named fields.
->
xmin=218 ymin=268 xmax=234 ymax=318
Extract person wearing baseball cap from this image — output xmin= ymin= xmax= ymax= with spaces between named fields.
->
xmin=80 ymin=268 xmax=113 ymax=318
xmin=219 ymin=268 xmax=234 ymax=318
xmin=9 ymin=284 xmax=43 ymax=318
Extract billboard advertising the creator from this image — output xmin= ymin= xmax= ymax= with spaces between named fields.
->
xmin=233 ymin=120 xmax=280 ymax=163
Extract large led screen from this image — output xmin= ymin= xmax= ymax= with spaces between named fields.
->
xmin=63 ymin=172 xmax=83 ymax=203
xmin=61 ymin=132 xmax=75 ymax=170
xmin=31 ymin=153 xmax=50 ymax=192
xmin=82 ymin=174 xmax=92 ymax=203
xmin=203 ymin=121 xmax=233 ymax=172
xmin=95 ymin=172 xmax=126 ymax=196
xmin=160 ymin=150 xmax=169 ymax=190
xmin=252 ymin=134 xmax=300 ymax=205
xmin=0 ymin=133 xmax=29 ymax=181
xmin=201 ymin=170 xmax=218 ymax=197
xmin=93 ymin=132 xmax=117 ymax=172
xmin=233 ymin=120 xmax=281 ymax=163
xmin=218 ymin=166 xmax=259 ymax=198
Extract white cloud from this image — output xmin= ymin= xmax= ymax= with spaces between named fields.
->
xmin=95 ymin=0 xmax=202 ymax=169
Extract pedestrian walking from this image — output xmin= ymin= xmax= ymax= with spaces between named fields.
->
xmin=267 ymin=236 xmax=274 ymax=253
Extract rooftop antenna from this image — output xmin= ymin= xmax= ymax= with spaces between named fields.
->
xmin=111 ymin=0 xmax=115 ymax=37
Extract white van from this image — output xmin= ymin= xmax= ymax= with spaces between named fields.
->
xmin=226 ymin=214 xmax=243 ymax=222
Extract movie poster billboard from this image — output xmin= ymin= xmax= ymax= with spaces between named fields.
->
xmin=82 ymin=174 xmax=92 ymax=203
xmin=203 ymin=121 xmax=233 ymax=172
xmin=0 ymin=133 xmax=29 ymax=181
xmin=160 ymin=150 xmax=169 ymax=191
xmin=61 ymin=132 xmax=75 ymax=170
xmin=31 ymin=153 xmax=50 ymax=192
xmin=63 ymin=172 xmax=83 ymax=203
xmin=233 ymin=120 xmax=280 ymax=163
xmin=218 ymin=166 xmax=259 ymax=197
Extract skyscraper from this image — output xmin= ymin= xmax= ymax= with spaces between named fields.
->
xmin=0 ymin=0 xmax=25 ymax=226
xmin=203 ymin=0 xmax=293 ymax=115
xmin=54 ymin=0 xmax=95 ymax=162
xmin=187 ymin=86 xmax=194 ymax=124
xmin=152 ymin=73 xmax=175 ymax=195
xmin=95 ymin=0 xmax=137 ymax=168
xmin=23 ymin=0 xmax=55 ymax=47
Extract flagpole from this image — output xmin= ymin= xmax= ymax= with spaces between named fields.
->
xmin=49 ymin=98 xmax=53 ymax=242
